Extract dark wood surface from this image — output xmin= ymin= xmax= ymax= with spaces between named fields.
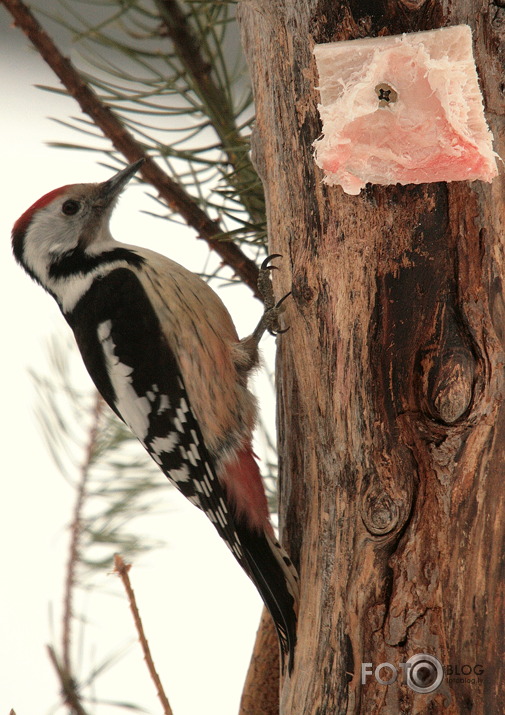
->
xmin=238 ymin=1 xmax=505 ymax=712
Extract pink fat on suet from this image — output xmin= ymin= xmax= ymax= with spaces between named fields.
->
xmin=313 ymin=25 xmax=498 ymax=195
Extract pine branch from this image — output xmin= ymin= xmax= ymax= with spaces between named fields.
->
xmin=62 ymin=393 xmax=103 ymax=674
xmin=153 ymin=0 xmax=265 ymax=223
xmin=47 ymin=645 xmax=90 ymax=715
xmin=1 ymin=0 xmax=261 ymax=297
xmin=33 ymin=337 xmax=168 ymax=711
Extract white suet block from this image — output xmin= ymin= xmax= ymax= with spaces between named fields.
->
xmin=313 ymin=25 xmax=498 ymax=195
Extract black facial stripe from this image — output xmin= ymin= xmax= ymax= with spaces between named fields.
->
xmin=49 ymin=247 xmax=145 ymax=279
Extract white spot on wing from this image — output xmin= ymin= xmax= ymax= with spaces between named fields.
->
xmin=170 ymin=465 xmax=191 ymax=483
xmin=175 ymin=407 xmax=187 ymax=426
xmin=232 ymin=542 xmax=243 ymax=559
xmin=150 ymin=433 xmax=179 ymax=457
xmin=179 ymin=444 xmax=197 ymax=464
xmin=159 ymin=394 xmax=170 ymax=413
xmin=203 ymin=470 xmax=213 ymax=495
xmin=199 ymin=478 xmax=211 ymax=498
xmin=97 ymin=320 xmax=111 ymax=341
xmin=98 ymin=320 xmax=151 ymax=440
xmin=189 ymin=443 xmax=200 ymax=464
xmin=215 ymin=506 xmax=227 ymax=529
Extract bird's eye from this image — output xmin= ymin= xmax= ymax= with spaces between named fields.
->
xmin=61 ymin=199 xmax=81 ymax=216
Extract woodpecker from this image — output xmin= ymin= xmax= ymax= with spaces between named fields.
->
xmin=12 ymin=159 xmax=298 ymax=670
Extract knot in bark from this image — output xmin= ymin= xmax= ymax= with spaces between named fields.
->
xmin=418 ymin=303 xmax=478 ymax=425
xmin=362 ymin=488 xmax=400 ymax=536
xmin=425 ymin=347 xmax=476 ymax=424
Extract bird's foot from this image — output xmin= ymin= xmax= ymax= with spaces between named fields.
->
xmin=253 ymin=254 xmax=291 ymax=340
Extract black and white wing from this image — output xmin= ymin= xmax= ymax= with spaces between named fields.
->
xmin=65 ymin=266 xmax=245 ymax=563
xmin=65 ymin=266 xmax=297 ymax=670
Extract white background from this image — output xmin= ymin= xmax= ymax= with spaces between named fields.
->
xmin=0 ymin=5 xmax=275 ymax=713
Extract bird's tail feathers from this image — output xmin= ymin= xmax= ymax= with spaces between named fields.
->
xmin=264 ymin=529 xmax=300 ymax=606
xmin=235 ymin=521 xmax=298 ymax=673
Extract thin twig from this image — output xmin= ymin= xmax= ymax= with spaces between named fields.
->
xmin=47 ymin=645 xmax=90 ymax=715
xmin=114 ymin=554 xmax=174 ymax=715
xmin=1 ymin=0 xmax=261 ymax=297
xmin=62 ymin=393 xmax=103 ymax=673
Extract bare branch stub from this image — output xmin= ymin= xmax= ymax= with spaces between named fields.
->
xmin=114 ymin=555 xmax=174 ymax=715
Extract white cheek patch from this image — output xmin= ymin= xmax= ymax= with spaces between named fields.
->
xmin=97 ymin=320 xmax=151 ymax=440
xmin=22 ymin=209 xmax=78 ymax=282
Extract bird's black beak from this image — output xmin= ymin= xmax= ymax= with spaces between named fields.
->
xmin=98 ymin=159 xmax=145 ymax=204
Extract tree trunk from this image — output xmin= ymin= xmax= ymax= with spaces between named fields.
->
xmin=238 ymin=1 xmax=505 ymax=712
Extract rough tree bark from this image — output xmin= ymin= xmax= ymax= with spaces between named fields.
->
xmin=238 ymin=1 xmax=505 ymax=713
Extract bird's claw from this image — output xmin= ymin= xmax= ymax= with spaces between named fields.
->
xmin=264 ymin=291 xmax=292 ymax=335
xmin=260 ymin=254 xmax=282 ymax=272
xmin=255 ymin=255 xmax=291 ymax=338
xmin=258 ymin=254 xmax=284 ymax=310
